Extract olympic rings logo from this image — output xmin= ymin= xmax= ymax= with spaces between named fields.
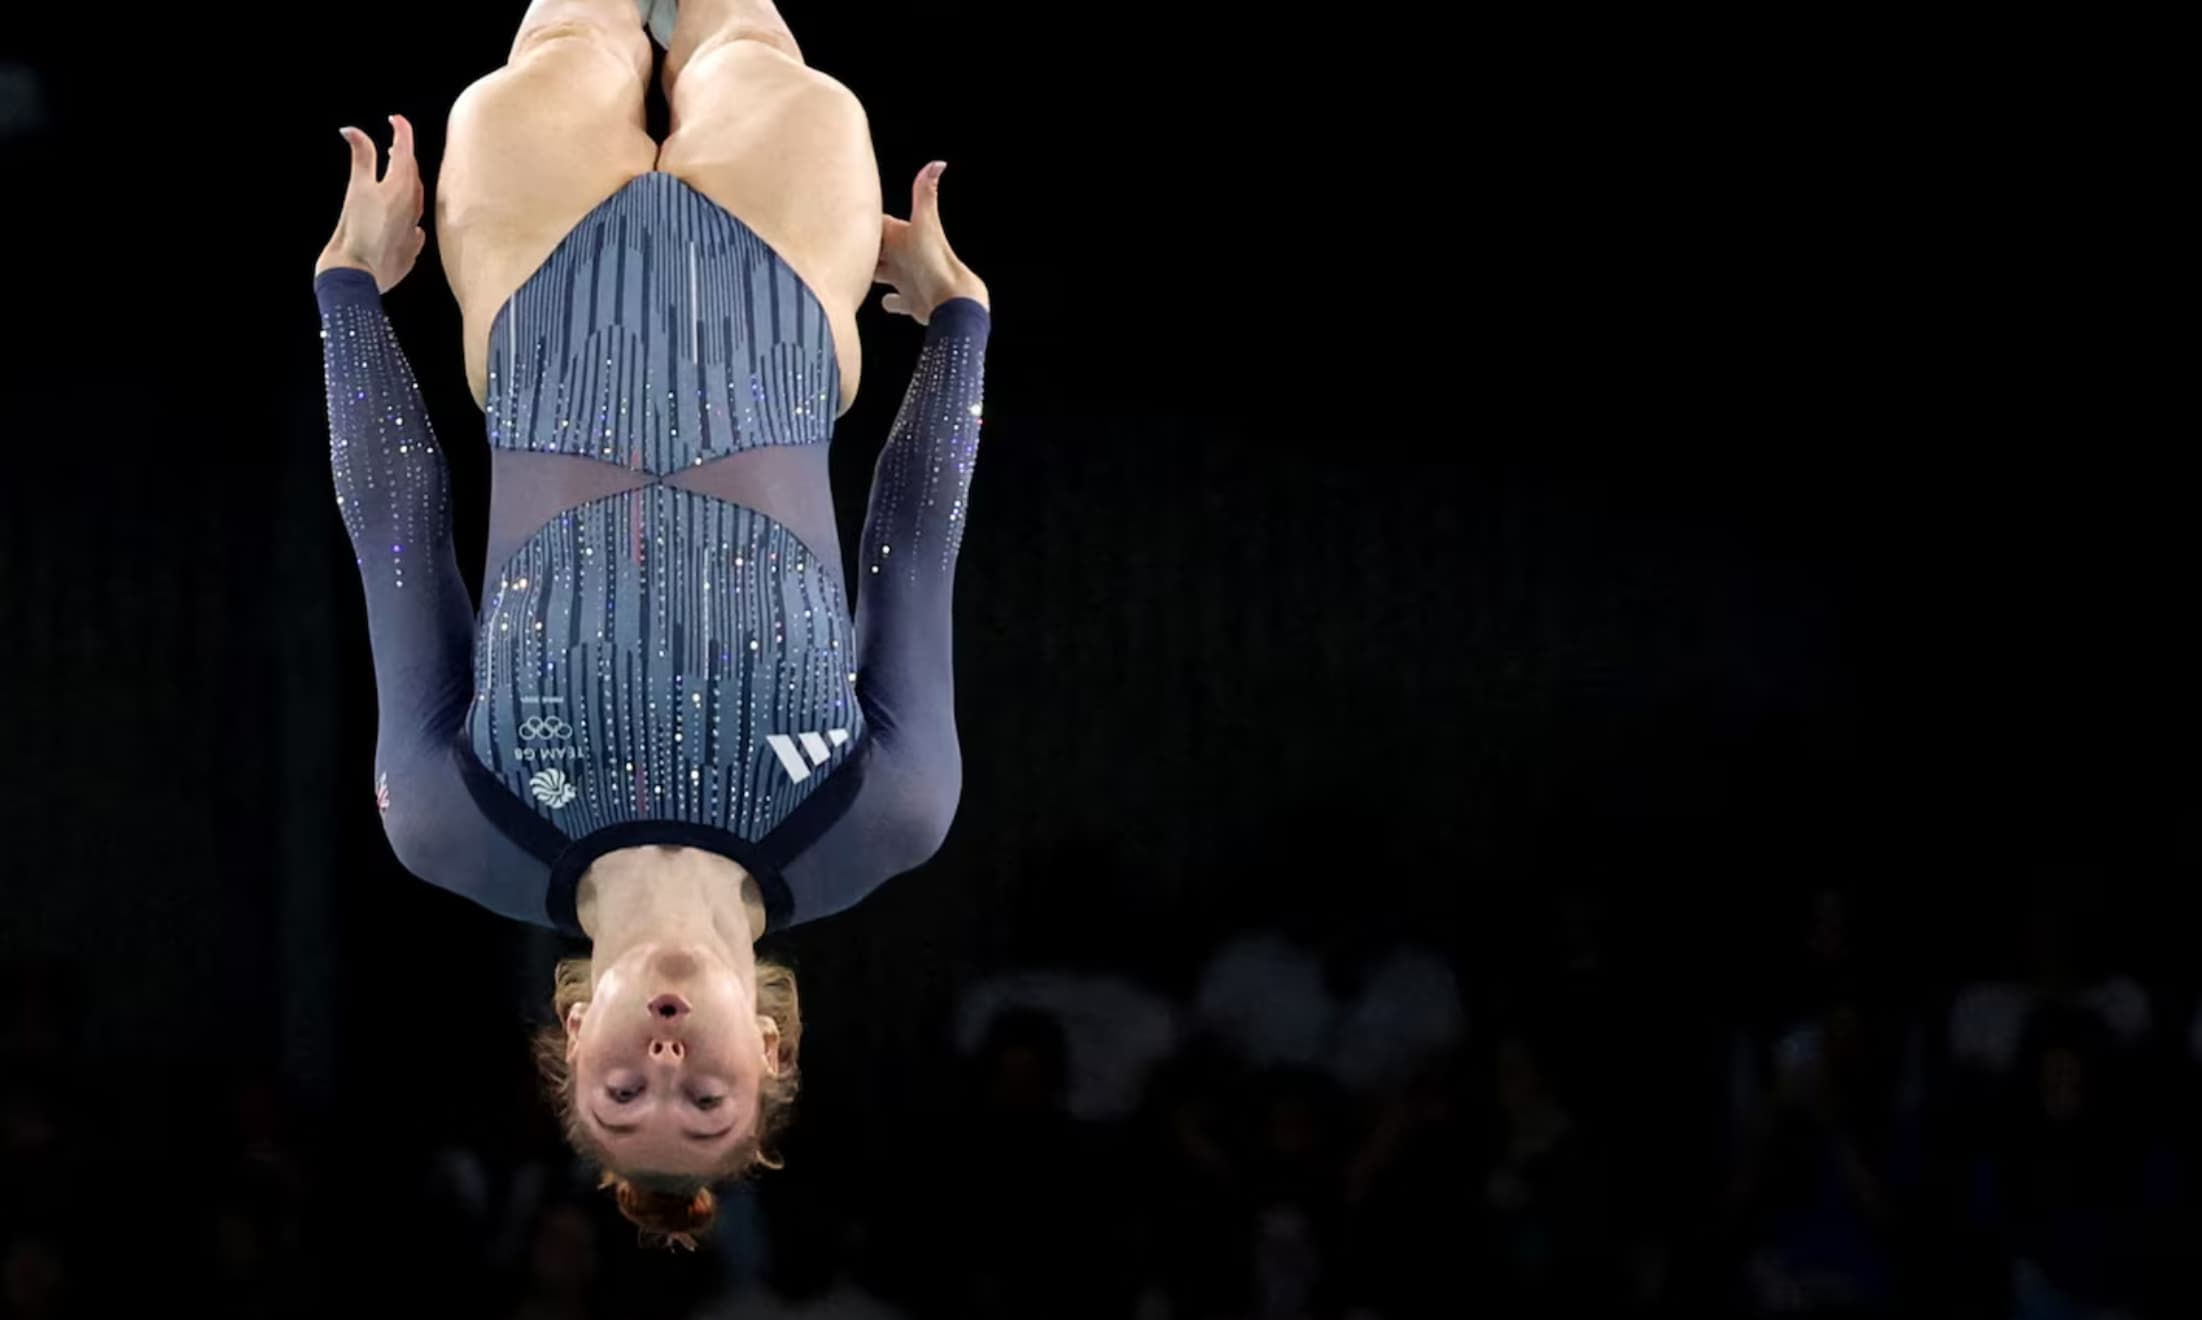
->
xmin=518 ymin=716 xmax=573 ymax=741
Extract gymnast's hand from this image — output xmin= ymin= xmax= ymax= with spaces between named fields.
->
xmin=315 ymin=114 xmax=428 ymax=293
xmin=875 ymin=161 xmax=990 ymax=325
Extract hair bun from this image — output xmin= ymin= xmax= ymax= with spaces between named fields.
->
xmin=604 ymin=1174 xmax=717 ymax=1251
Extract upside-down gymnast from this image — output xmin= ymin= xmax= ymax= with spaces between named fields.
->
xmin=314 ymin=0 xmax=991 ymax=1248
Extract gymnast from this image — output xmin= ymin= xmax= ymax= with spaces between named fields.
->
xmin=314 ymin=0 xmax=991 ymax=1248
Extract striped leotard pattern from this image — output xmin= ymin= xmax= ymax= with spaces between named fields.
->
xmin=468 ymin=173 xmax=857 ymax=840
xmin=487 ymin=170 xmax=838 ymax=468
xmin=468 ymin=491 xmax=859 ymax=839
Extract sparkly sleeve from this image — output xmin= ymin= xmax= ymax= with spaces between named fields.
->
xmin=317 ymin=269 xmax=485 ymax=883
xmin=778 ymin=297 xmax=990 ymax=921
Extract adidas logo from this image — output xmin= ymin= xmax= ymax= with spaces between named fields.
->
xmin=765 ymin=729 xmax=851 ymax=783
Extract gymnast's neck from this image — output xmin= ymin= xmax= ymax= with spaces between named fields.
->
xmin=573 ymin=846 xmax=768 ymax=964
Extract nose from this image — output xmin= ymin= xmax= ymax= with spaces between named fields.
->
xmin=649 ymin=1037 xmax=685 ymax=1062
xmin=648 ymin=993 xmax=690 ymax=1021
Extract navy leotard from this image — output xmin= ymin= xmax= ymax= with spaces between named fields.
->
xmin=317 ymin=172 xmax=990 ymax=935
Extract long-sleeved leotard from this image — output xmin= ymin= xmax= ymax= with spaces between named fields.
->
xmin=319 ymin=172 xmax=989 ymax=935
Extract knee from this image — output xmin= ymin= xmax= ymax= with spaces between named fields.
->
xmin=448 ymin=16 xmax=652 ymax=130
xmin=683 ymin=44 xmax=865 ymax=125
xmin=699 ymin=24 xmax=806 ymax=66
xmin=667 ymin=26 xmax=808 ymax=91
xmin=510 ymin=14 xmax=654 ymax=84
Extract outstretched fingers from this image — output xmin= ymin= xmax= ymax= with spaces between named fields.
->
xmin=340 ymin=126 xmax=378 ymax=186
xmin=386 ymin=114 xmax=425 ymax=217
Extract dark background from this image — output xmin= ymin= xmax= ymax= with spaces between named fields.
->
xmin=0 ymin=4 xmax=2187 ymax=1318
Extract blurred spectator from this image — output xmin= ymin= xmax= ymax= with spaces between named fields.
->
xmin=201 ymin=1197 xmax=288 ymax=1319
xmin=1950 ymin=885 xmax=2151 ymax=1079
xmin=954 ymin=969 xmax=1181 ymax=1122
xmin=1977 ymin=1006 xmax=2160 ymax=1320
xmin=1 ymin=963 xmax=93 ymax=1260
xmin=1337 ymin=1050 xmax=1472 ymax=1319
xmin=1727 ymin=998 xmax=1901 ymax=1317
xmin=1328 ymin=947 xmax=1467 ymax=1097
xmin=1479 ymin=1030 xmax=1621 ymax=1315
xmin=692 ymin=1213 xmax=909 ymax=1320
xmin=0 ymin=1084 xmax=72 ymax=1222
xmin=1516 ymin=882 xmax=1690 ymax=1306
xmin=1803 ymin=888 xmax=1861 ymax=994
xmin=1749 ymin=888 xmax=1909 ymax=1066
xmin=1131 ymin=1039 xmax=1257 ymax=1319
xmin=1251 ymin=1200 xmax=1322 ymax=1320
xmin=219 ymin=1074 xmax=314 ymax=1253
xmin=509 ymin=1200 xmax=603 ymax=1320
xmin=1242 ymin=1067 xmax=1349 ymax=1319
xmin=700 ymin=1178 xmax=770 ymax=1299
xmin=187 ymin=1083 xmax=319 ymax=1319
xmin=420 ymin=1054 xmax=569 ymax=1286
xmin=929 ymin=1006 xmax=1137 ymax=1319
xmin=695 ymin=1282 xmax=906 ymax=1320
xmin=0 ymin=963 xmax=76 ymax=1195
xmin=1195 ymin=931 xmax=1337 ymax=1072
xmin=0 ymin=1232 xmax=70 ymax=1320
xmin=1194 ymin=930 xmax=1465 ymax=1098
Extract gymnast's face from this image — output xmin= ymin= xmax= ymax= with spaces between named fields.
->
xmin=564 ymin=942 xmax=779 ymax=1177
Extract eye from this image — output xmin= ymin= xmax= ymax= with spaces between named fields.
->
xmin=607 ymin=1080 xmax=644 ymax=1104
xmin=693 ymin=1093 xmax=724 ymax=1112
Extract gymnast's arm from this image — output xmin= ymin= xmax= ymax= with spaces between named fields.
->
xmin=777 ymin=283 xmax=992 ymax=922
xmin=315 ymin=116 xmax=502 ymax=892
xmin=779 ymin=294 xmax=990 ymax=921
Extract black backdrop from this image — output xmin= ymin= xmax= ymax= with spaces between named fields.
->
xmin=0 ymin=4 xmax=2188 ymax=1316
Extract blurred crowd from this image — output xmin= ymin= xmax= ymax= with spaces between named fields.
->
xmin=4 ymin=878 xmax=2198 ymax=1318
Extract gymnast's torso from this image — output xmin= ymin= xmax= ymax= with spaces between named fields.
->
xmin=472 ymin=172 xmax=863 ymax=843
xmin=318 ymin=172 xmax=991 ymax=936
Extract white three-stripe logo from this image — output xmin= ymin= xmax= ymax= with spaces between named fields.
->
xmin=766 ymin=728 xmax=850 ymax=782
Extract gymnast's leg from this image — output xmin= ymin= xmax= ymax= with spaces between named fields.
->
xmin=655 ymin=0 xmax=883 ymax=418
xmin=437 ymin=0 xmax=660 ymax=408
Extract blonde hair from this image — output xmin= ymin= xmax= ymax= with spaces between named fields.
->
xmin=532 ymin=954 xmax=803 ymax=1250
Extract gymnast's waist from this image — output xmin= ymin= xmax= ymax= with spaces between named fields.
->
xmin=485 ymin=283 xmax=841 ymax=463
xmin=483 ymin=367 xmax=839 ymax=464
xmin=480 ymin=443 xmax=845 ymax=588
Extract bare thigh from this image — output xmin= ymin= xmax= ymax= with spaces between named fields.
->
xmin=656 ymin=42 xmax=882 ymax=419
xmin=436 ymin=13 xmax=659 ymax=408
